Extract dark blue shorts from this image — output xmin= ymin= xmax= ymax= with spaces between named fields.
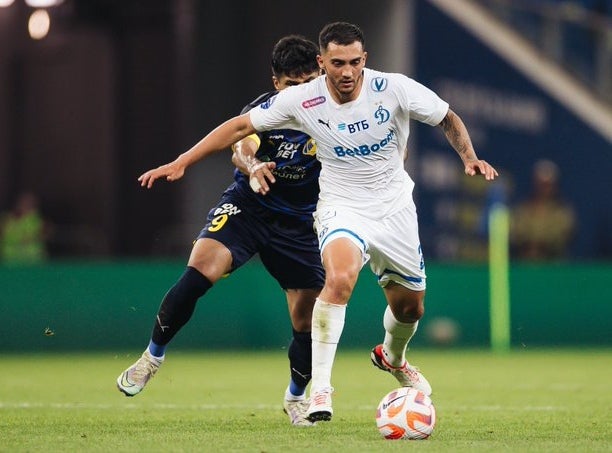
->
xmin=197 ymin=185 xmax=324 ymax=290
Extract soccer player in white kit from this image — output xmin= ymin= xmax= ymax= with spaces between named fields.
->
xmin=139 ymin=22 xmax=498 ymax=423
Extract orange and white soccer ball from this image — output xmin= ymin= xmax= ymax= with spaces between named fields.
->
xmin=375 ymin=387 xmax=436 ymax=440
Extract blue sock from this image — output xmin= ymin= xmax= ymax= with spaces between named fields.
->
xmin=147 ymin=340 xmax=166 ymax=358
xmin=289 ymin=378 xmax=306 ymax=397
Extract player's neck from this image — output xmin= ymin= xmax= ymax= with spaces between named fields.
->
xmin=326 ymin=76 xmax=363 ymax=104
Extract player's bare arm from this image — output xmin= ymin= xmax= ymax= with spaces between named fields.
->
xmin=231 ymin=134 xmax=276 ymax=195
xmin=138 ymin=113 xmax=256 ymax=188
xmin=439 ymin=108 xmax=499 ymax=181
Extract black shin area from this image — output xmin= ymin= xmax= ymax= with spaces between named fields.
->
xmin=151 ymin=266 xmax=212 ymax=345
xmin=288 ymin=329 xmax=312 ymax=388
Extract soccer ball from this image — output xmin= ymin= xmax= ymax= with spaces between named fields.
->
xmin=375 ymin=387 xmax=436 ymax=440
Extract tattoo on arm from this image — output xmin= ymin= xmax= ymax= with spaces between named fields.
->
xmin=440 ymin=110 xmax=477 ymax=162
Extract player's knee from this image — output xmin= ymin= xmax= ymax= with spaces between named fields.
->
xmin=394 ymin=305 xmax=424 ymax=323
xmin=188 ymin=239 xmax=232 ymax=282
xmin=390 ymin=294 xmax=425 ymax=323
xmin=290 ymin=315 xmax=312 ymax=332
xmin=323 ymin=268 xmax=358 ymax=302
xmin=409 ymin=303 xmax=425 ymax=322
xmin=287 ymin=289 xmax=318 ymax=331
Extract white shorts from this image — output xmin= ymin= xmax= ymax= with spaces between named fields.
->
xmin=313 ymin=204 xmax=426 ymax=291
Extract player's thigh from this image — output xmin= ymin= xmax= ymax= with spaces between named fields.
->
xmin=314 ymin=206 xmax=369 ymax=295
xmin=321 ymin=237 xmax=363 ymax=289
xmin=196 ymin=192 xmax=267 ymax=276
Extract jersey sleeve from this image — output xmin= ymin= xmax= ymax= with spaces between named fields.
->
xmin=237 ymin=92 xmax=276 ymax=147
xmin=398 ymin=75 xmax=449 ymax=126
xmin=248 ymin=87 xmax=302 ymax=132
xmin=240 ymin=91 xmax=277 ymax=115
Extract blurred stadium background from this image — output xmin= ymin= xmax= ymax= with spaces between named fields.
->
xmin=0 ymin=0 xmax=610 ymax=352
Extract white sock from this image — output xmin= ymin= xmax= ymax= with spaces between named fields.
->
xmin=310 ymin=298 xmax=346 ymax=392
xmin=382 ymin=305 xmax=418 ymax=367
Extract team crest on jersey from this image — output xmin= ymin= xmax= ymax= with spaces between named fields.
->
xmin=371 ymin=77 xmax=388 ymax=92
xmin=302 ymin=96 xmax=326 ymax=108
xmin=303 ymin=138 xmax=317 ymax=156
xmin=374 ymin=105 xmax=390 ymax=124
xmin=260 ymin=95 xmax=277 ymax=110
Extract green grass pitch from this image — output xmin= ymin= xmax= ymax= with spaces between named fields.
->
xmin=1 ymin=349 xmax=610 ymax=452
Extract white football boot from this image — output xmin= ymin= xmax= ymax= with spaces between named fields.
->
xmin=283 ymin=398 xmax=316 ymax=427
xmin=371 ymin=344 xmax=432 ymax=396
xmin=306 ymin=387 xmax=334 ymax=422
xmin=117 ymin=350 xmax=164 ymax=396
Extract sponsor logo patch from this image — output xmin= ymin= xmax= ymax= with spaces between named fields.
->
xmin=333 ymin=129 xmax=395 ymax=157
xmin=302 ymin=96 xmax=326 ymax=108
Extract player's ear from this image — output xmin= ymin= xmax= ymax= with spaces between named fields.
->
xmin=362 ymin=51 xmax=368 ymax=64
xmin=272 ymin=76 xmax=280 ymax=90
xmin=317 ymin=54 xmax=324 ymax=70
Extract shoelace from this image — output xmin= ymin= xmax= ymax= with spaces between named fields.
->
xmin=130 ymin=357 xmax=160 ymax=383
xmin=286 ymin=401 xmax=309 ymax=418
xmin=312 ymin=391 xmax=331 ymax=405
xmin=298 ymin=400 xmax=310 ymax=412
xmin=399 ymin=363 xmax=422 ymax=382
xmin=379 ymin=349 xmax=422 ymax=381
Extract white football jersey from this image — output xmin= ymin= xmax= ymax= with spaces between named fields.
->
xmin=249 ymin=67 xmax=449 ymax=217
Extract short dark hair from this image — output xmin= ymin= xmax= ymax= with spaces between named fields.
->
xmin=318 ymin=22 xmax=365 ymax=51
xmin=271 ymin=35 xmax=319 ymax=78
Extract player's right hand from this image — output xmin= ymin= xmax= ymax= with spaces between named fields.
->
xmin=138 ymin=161 xmax=185 ymax=188
xmin=248 ymin=161 xmax=276 ymax=195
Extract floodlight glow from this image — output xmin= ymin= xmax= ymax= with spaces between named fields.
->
xmin=28 ymin=9 xmax=50 ymax=40
xmin=0 ymin=0 xmax=16 ymax=7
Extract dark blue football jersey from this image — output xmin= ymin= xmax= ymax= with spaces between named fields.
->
xmin=233 ymin=91 xmax=320 ymax=220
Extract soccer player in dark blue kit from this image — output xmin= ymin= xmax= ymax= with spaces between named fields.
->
xmin=116 ymin=35 xmax=323 ymax=427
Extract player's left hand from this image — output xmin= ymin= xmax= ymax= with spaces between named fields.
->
xmin=464 ymin=159 xmax=499 ymax=181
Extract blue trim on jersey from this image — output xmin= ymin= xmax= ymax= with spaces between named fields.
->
xmin=378 ymin=268 xmax=423 ymax=284
xmin=320 ymin=228 xmax=366 ymax=251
